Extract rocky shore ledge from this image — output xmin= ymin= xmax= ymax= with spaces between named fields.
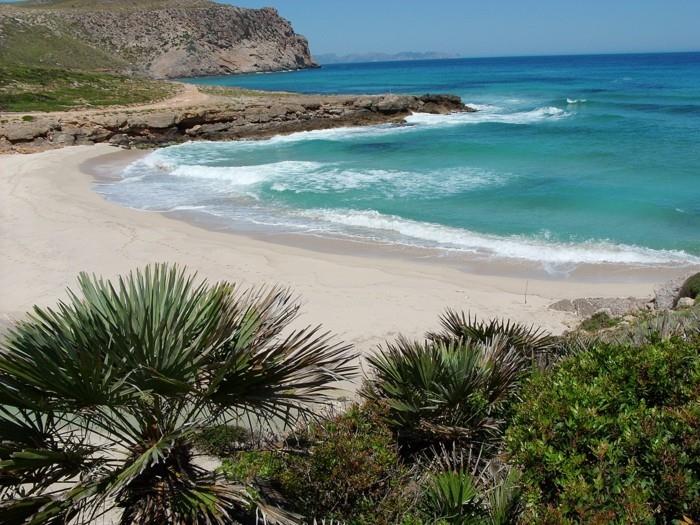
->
xmin=0 ymin=90 xmax=471 ymax=153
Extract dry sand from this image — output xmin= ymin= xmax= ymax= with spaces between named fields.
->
xmin=0 ymin=145 xmax=685 ymax=357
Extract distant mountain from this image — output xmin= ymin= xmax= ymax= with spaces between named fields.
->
xmin=0 ymin=0 xmax=317 ymax=78
xmin=315 ymin=51 xmax=462 ymax=65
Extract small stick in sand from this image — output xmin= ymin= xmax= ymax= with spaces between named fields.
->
xmin=524 ymin=280 xmax=529 ymax=304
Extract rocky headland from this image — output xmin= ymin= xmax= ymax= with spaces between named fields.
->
xmin=0 ymin=86 xmax=471 ymax=153
xmin=0 ymin=0 xmax=316 ymax=78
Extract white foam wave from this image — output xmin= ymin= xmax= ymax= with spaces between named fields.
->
xmin=566 ymin=98 xmax=588 ymax=104
xmin=168 ymin=161 xmax=322 ymax=185
xmin=464 ymin=103 xmax=499 ymax=111
xmin=298 ymin=208 xmax=700 ymax=265
xmin=405 ymin=106 xmax=568 ymax=126
xmin=269 ymin=166 xmax=504 ymax=197
xmin=125 ymin=152 xmax=322 ymax=187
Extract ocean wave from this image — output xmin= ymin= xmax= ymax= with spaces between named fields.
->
xmin=168 ymin=161 xmax=322 ymax=185
xmin=127 ymin=149 xmax=505 ymax=198
xmin=125 ymin=153 xmax=322 ymax=187
xmin=297 ymin=208 xmax=700 ymax=265
xmin=405 ymin=106 xmax=569 ymax=126
xmin=268 ymin=166 xmax=505 ymax=197
xmin=566 ymin=98 xmax=587 ymax=104
xmin=464 ymin=102 xmax=500 ymax=111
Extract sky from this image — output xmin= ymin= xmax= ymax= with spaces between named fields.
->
xmin=226 ymin=0 xmax=700 ymax=57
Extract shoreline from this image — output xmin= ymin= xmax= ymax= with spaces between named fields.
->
xmin=87 ymin=146 xmax=698 ymax=286
xmin=0 ymin=86 xmax=468 ymax=154
xmin=3 ymin=144 xmax=694 ymax=356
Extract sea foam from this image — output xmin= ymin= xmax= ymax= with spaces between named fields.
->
xmin=298 ymin=208 xmax=700 ymax=266
xmin=405 ymin=106 xmax=568 ymax=126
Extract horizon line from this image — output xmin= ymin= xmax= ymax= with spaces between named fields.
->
xmin=314 ymin=49 xmax=700 ymax=65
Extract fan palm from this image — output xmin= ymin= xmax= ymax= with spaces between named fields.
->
xmin=0 ymin=264 xmax=355 ymax=524
xmin=422 ymin=445 xmax=522 ymax=525
xmin=428 ymin=310 xmax=557 ymax=367
xmin=362 ymin=335 xmax=524 ymax=449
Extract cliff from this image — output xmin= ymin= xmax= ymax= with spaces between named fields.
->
xmin=0 ymin=0 xmax=317 ymax=78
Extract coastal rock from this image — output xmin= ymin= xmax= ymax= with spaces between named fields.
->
xmin=653 ymin=273 xmax=694 ymax=310
xmin=374 ymin=95 xmax=412 ymax=114
xmin=676 ymin=297 xmax=696 ymax=309
xmin=0 ymin=91 xmax=472 ymax=153
xmin=127 ymin=112 xmax=178 ymax=130
xmin=550 ymin=297 xmax=649 ymax=317
xmin=0 ymin=119 xmax=53 ymax=142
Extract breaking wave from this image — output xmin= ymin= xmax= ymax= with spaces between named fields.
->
xmin=297 ymin=209 xmax=700 ymax=266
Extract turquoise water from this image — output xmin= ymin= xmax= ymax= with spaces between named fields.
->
xmin=100 ymin=53 xmax=700 ymax=270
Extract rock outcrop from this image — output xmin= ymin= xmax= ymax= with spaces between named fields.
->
xmin=0 ymin=0 xmax=317 ymax=78
xmin=0 ymin=92 xmax=472 ymax=153
xmin=550 ymin=297 xmax=653 ymax=318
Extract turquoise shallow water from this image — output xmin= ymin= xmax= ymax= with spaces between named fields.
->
xmin=99 ymin=53 xmax=700 ymax=270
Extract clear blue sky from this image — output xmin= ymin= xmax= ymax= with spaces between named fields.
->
xmin=225 ymin=0 xmax=700 ymax=57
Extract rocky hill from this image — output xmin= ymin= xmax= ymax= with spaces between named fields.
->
xmin=0 ymin=0 xmax=317 ymax=78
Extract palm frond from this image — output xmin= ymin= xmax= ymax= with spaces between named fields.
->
xmin=362 ymin=336 xmax=524 ymax=448
xmin=429 ymin=310 xmax=556 ymax=367
xmin=0 ymin=264 xmax=354 ymax=524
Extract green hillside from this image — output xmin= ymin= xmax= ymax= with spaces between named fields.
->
xmin=0 ymin=18 xmax=128 ymax=72
xmin=0 ymin=65 xmax=175 ymax=112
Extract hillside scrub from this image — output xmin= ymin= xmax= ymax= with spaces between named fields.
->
xmin=507 ymin=336 xmax=700 ymax=523
xmin=0 ymin=66 xmax=174 ymax=111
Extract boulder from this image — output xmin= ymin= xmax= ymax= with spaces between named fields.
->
xmin=654 ymin=274 xmax=693 ymax=310
xmin=550 ymin=297 xmax=649 ymax=317
xmin=126 ymin=111 xmax=178 ymax=129
xmin=676 ymin=297 xmax=696 ymax=309
xmin=1 ymin=119 xmax=53 ymax=142
xmin=374 ymin=95 xmax=410 ymax=114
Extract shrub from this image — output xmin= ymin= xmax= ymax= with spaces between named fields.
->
xmin=579 ymin=311 xmax=619 ymax=332
xmin=679 ymin=272 xmax=700 ymax=301
xmin=193 ymin=425 xmax=251 ymax=456
xmin=221 ymin=403 xmax=417 ymax=524
xmin=362 ymin=336 xmax=526 ymax=450
xmin=507 ymin=337 xmax=700 ymax=524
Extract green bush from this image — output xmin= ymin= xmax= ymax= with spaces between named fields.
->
xmin=221 ymin=403 xmax=419 ymax=524
xmin=507 ymin=337 xmax=700 ymax=524
xmin=579 ymin=311 xmax=619 ymax=333
xmin=679 ymin=272 xmax=700 ymax=302
xmin=192 ymin=424 xmax=250 ymax=456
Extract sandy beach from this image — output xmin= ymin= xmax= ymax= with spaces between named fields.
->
xmin=0 ymin=144 xmax=690 ymax=356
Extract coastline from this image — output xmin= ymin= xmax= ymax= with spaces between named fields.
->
xmin=3 ymin=144 xmax=691 ymax=357
xmin=87 ymin=147 xmax=697 ymax=286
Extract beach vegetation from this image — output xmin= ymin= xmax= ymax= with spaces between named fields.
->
xmin=221 ymin=402 xmax=417 ymax=524
xmin=361 ymin=336 xmax=527 ymax=451
xmin=192 ymin=424 xmax=251 ymax=457
xmin=507 ymin=336 xmax=700 ymax=523
xmin=0 ymin=264 xmax=354 ymax=524
xmin=0 ymin=65 xmax=174 ymax=112
xmin=2 ymin=266 xmax=699 ymax=524
xmin=578 ymin=310 xmax=619 ymax=332
xmin=427 ymin=310 xmax=558 ymax=366
xmin=679 ymin=272 xmax=700 ymax=302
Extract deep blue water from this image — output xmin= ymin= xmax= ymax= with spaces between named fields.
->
xmin=100 ymin=53 xmax=700 ymax=269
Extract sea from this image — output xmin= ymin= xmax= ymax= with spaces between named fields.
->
xmin=97 ymin=53 xmax=700 ymax=273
